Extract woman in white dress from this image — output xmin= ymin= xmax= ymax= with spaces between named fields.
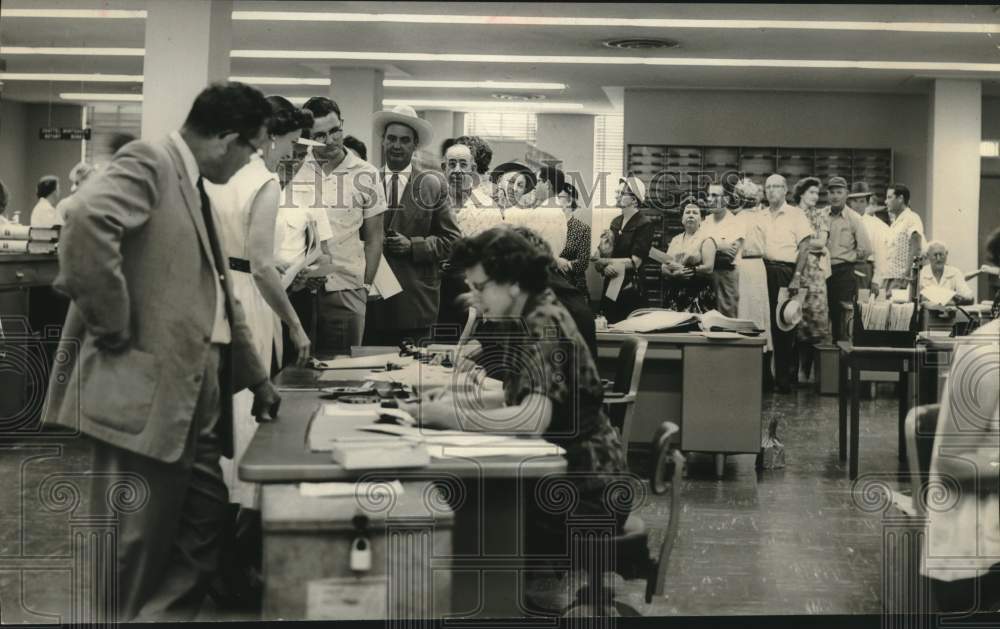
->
xmin=205 ymin=96 xmax=314 ymax=510
xmin=730 ymin=178 xmax=772 ymax=352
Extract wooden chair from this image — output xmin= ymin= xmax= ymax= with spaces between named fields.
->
xmin=602 ymin=337 xmax=647 ymax=445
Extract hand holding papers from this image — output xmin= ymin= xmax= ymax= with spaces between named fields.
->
xmin=603 ymin=259 xmax=629 ymax=301
xmin=921 ymin=285 xmax=956 ymax=306
xmin=368 ymin=254 xmax=402 ymax=300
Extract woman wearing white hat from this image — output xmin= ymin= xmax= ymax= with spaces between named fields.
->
xmin=593 ymin=176 xmax=655 ymax=323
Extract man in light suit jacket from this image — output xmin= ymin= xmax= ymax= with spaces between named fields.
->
xmin=41 ymin=82 xmax=281 ymax=621
xmin=365 ymin=105 xmax=462 ymax=346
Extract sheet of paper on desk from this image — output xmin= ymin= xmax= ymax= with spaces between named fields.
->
xmin=299 ymin=479 xmax=405 ymax=498
xmin=311 ymin=353 xmax=414 ymax=370
xmin=921 ymin=285 xmax=955 ymax=306
xmin=307 ymin=575 xmax=387 ymax=620
xmin=603 ymin=260 xmax=628 ymax=301
xmin=610 ymin=310 xmax=698 ymax=333
xmin=425 ymin=439 xmax=565 ymax=459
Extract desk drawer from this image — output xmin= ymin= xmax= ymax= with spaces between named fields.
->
xmin=0 ymin=260 xmax=58 ymax=288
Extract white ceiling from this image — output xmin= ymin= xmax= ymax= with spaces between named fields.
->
xmin=2 ymin=1 xmax=999 ymax=111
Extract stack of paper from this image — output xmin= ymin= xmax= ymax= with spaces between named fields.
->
xmin=356 ymin=423 xmax=565 ymax=459
xmin=310 ymin=353 xmax=414 ymax=370
xmin=299 ymin=480 xmax=405 ymax=498
xmin=921 ymin=285 xmax=955 ymax=306
xmin=609 ymin=310 xmax=699 ymax=333
xmin=888 ymin=302 xmax=915 ymax=331
xmin=699 ymin=310 xmax=762 ymax=334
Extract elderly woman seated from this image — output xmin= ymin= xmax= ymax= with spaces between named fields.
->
xmin=919 ymin=240 xmax=975 ymax=306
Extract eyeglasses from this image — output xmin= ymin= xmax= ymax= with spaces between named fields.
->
xmin=311 ymin=126 xmax=343 ymax=141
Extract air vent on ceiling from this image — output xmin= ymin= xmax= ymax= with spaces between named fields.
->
xmin=491 ymin=93 xmax=547 ymax=102
xmin=603 ymin=38 xmax=679 ymax=50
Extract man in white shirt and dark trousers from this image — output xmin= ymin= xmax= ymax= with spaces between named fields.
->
xmin=883 ymin=183 xmax=924 ymax=292
xmin=761 ymin=174 xmax=813 ymax=394
xmin=294 ymin=97 xmax=386 ymax=355
xmin=849 ymin=181 xmax=889 ymax=295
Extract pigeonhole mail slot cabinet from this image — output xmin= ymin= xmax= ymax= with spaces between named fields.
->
xmin=261 ymin=480 xmax=454 ymax=621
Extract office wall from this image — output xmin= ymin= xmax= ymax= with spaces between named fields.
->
xmin=0 ymin=100 xmax=29 ymax=221
xmin=624 ymin=88 xmax=929 ymax=215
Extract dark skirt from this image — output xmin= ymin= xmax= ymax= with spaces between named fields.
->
xmin=663 ymin=274 xmax=717 ymax=313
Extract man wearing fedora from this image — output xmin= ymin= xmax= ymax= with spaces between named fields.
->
xmin=365 ymin=104 xmax=461 ymax=346
xmin=824 ymin=176 xmax=872 ymax=342
xmin=848 ymin=181 xmax=889 ymax=296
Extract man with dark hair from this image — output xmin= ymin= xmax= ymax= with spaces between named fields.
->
xmin=30 ymin=175 xmax=61 ymax=227
xmin=366 ymin=104 xmax=461 ymax=345
xmin=42 ymin=81 xmax=280 ymax=621
xmin=288 ymin=96 xmax=386 ymax=354
xmin=883 ymin=182 xmax=924 ymax=291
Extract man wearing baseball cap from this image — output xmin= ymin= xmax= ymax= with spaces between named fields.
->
xmin=824 ymin=176 xmax=873 ymax=341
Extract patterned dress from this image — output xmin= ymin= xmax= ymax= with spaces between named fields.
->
xmin=558 ymin=215 xmax=592 ymax=293
xmin=798 ymin=205 xmax=831 ymax=342
xmin=502 ymin=288 xmax=632 ymax=538
xmin=662 ymin=229 xmax=717 ymax=313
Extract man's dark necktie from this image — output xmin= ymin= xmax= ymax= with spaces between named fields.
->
xmin=388 ymin=172 xmax=400 ymax=210
xmin=196 ymin=176 xmax=229 ymax=294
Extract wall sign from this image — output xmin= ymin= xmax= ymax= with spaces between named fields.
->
xmin=39 ymin=127 xmax=92 ymax=141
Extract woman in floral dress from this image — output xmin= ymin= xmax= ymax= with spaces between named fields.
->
xmin=791 ymin=176 xmax=831 ymax=384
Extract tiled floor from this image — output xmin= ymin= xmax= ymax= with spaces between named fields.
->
xmin=0 ymin=386 xmax=908 ymax=622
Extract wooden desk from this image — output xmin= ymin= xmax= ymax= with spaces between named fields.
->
xmin=837 ymin=342 xmax=920 ymax=480
xmin=240 ymin=386 xmax=567 ymax=619
xmin=596 ymin=331 xmax=765 ymax=476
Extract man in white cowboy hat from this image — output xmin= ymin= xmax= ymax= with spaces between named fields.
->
xmin=761 ymin=173 xmax=812 ymax=394
xmin=365 ymin=104 xmax=461 ymax=345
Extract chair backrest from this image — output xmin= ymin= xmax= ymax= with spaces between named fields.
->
xmin=905 ymin=403 xmax=940 ymax=516
xmin=606 ymin=337 xmax=648 ymax=444
xmin=612 ymin=336 xmax=647 ymax=396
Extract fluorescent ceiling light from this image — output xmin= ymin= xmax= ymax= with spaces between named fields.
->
xmin=384 ymin=79 xmax=566 ymax=90
xmin=382 ymin=99 xmax=584 ymax=110
xmin=0 ymin=46 xmax=144 ymax=56
xmin=233 ymin=50 xmax=1000 ymax=73
xmin=8 ymin=47 xmax=998 ymax=74
xmin=0 ymin=72 xmax=142 ymax=82
xmin=231 ymin=11 xmax=1000 ymax=34
xmin=0 ymin=73 xmax=564 ymax=90
xmin=231 ymin=76 xmax=329 ymax=86
xmin=0 ymin=9 xmax=145 ymax=18
xmin=3 ymin=8 xmax=996 ymax=34
xmin=982 ymin=141 xmax=1000 ymax=158
xmin=60 ymin=92 xmax=143 ymax=102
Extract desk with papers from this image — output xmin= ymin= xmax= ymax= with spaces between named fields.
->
xmin=240 ymin=360 xmax=567 ymax=619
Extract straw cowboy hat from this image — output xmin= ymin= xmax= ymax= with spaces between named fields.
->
xmin=775 ymin=287 xmax=804 ymax=332
xmin=372 ymin=104 xmax=435 ymax=148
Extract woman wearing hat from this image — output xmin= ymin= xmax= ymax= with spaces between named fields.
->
xmin=555 ymin=182 xmax=592 ymax=293
xmin=656 ymin=202 xmax=718 ymax=313
xmin=594 ymin=176 xmax=656 ymax=323
xmin=791 ymin=176 xmax=831 ymax=385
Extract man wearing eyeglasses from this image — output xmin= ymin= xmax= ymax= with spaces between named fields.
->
xmin=41 ymin=82 xmax=280 ymax=620
xmin=288 ymin=97 xmax=387 ymax=355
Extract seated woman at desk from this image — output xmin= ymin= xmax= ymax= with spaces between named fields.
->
xmin=919 ymin=240 xmax=975 ymax=307
xmin=652 ymin=202 xmax=718 ymax=313
xmin=402 ymin=225 xmax=631 ymax=609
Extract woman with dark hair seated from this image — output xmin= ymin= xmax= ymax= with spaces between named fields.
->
xmin=401 ymin=225 xmax=631 ymax=610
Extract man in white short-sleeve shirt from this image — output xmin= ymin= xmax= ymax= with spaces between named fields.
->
xmin=700 ymin=183 xmax=745 ymax=317
xmin=761 ymin=174 xmax=813 ymax=393
xmin=883 ymin=183 xmax=924 ymax=291
xmin=288 ymin=97 xmax=386 ymax=354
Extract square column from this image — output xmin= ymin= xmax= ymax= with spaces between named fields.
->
xmin=329 ymin=68 xmax=384 ymax=164
xmin=142 ymin=0 xmax=232 ymax=139
xmin=927 ymin=79 xmax=982 ymax=285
